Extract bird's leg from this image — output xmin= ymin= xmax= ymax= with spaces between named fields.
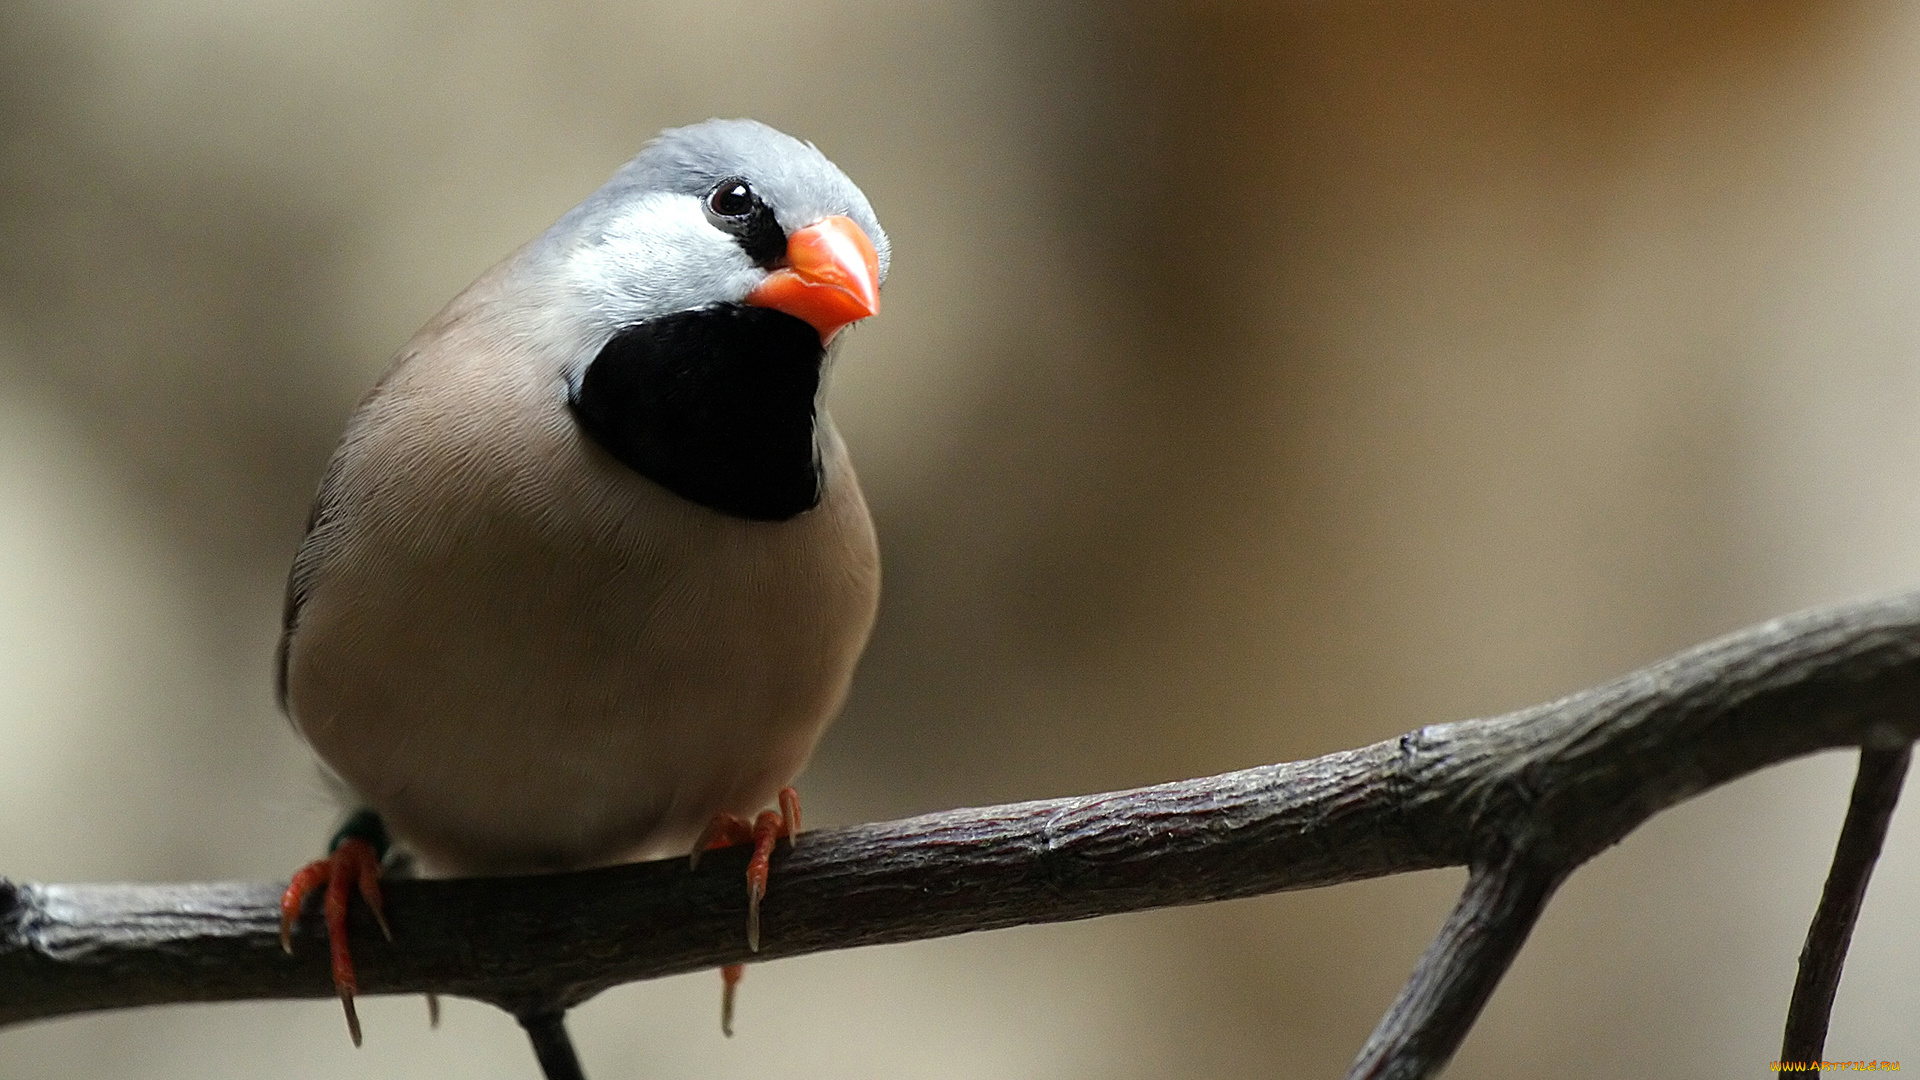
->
xmin=279 ymin=808 xmax=394 ymax=1047
xmin=690 ymin=787 xmax=803 ymax=1035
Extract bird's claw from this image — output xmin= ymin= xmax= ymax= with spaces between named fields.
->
xmin=778 ymin=786 xmax=801 ymax=848
xmin=689 ymin=812 xmax=752 ymax=872
xmin=744 ymin=809 xmax=783 ymax=952
xmin=720 ymin=963 xmax=744 ymax=1038
xmin=693 ymin=787 xmax=802 ymax=1034
xmin=280 ymin=819 xmax=391 ymax=1048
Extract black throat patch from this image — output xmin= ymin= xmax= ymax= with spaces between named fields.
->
xmin=569 ymin=305 xmax=826 ymax=521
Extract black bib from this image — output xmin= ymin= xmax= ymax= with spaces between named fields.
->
xmin=569 ymin=305 xmax=825 ymax=521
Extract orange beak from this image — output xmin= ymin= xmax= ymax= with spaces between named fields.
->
xmin=744 ymin=215 xmax=881 ymax=343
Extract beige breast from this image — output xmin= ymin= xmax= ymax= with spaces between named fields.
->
xmin=281 ymin=263 xmax=880 ymax=876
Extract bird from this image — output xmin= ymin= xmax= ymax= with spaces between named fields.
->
xmin=272 ymin=118 xmax=887 ymax=1059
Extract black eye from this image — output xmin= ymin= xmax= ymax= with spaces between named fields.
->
xmin=707 ymin=178 xmax=756 ymax=219
xmin=704 ymin=176 xmax=786 ymax=266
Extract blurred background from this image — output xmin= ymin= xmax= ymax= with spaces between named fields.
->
xmin=4 ymin=0 xmax=1920 ymax=1076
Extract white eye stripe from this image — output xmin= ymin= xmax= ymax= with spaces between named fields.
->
xmin=566 ymin=193 xmax=763 ymax=326
xmin=538 ymin=191 xmax=768 ymax=391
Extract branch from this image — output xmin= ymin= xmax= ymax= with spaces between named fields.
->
xmin=1780 ymin=743 xmax=1913 ymax=1065
xmin=518 ymin=1011 xmax=587 ymax=1080
xmin=1347 ymin=852 xmax=1567 ymax=1080
xmin=7 ymin=590 xmax=1920 ymax=1077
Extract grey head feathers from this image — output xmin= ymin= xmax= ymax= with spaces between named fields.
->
xmin=600 ymin=119 xmax=889 ymax=277
xmin=530 ymin=119 xmax=888 ymax=369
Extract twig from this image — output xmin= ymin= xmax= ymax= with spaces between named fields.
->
xmin=1779 ymin=742 xmax=1914 ymax=1065
xmin=1346 ymin=852 xmax=1567 ymax=1080
xmin=6 ymin=591 xmax=1920 ymax=1077
xmin=517 ymin=1010 xmax=586 ymax=1080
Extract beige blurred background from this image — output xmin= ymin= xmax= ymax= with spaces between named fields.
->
xmin=4 ymin=0 xmax=1920 ymax=1076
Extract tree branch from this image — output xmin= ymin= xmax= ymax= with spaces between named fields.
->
xmin=1346 ymin=852 xmax=1567 ymax=1080
xmin=6 ymin=590 xmax=1920 ymax=1077
xmin=1780 ymin=742 xmax=1913 ymax=1065
xmin=517 ymin=1011 xmax=587 ymax=1080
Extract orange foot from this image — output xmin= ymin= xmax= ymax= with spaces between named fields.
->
xmin=280 ymin=809 xmax=394 ymax=1046
xmin=690 ymin=787 xmax=801 ymax=1035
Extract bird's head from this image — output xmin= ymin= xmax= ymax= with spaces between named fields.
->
xmin=552 ymin=118 xmax=888 ymax=349
xmin=548 ymin=120 xmax=889 ymax=521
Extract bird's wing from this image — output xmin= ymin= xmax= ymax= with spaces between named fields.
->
xmin=275 ymin=349 xmax=417 ymax=713
xmin=275 ymin=248 xmax=534 ymax=713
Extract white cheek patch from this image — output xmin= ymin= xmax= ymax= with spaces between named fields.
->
xmin=564 ymin=193 xmax=764 ymax=338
